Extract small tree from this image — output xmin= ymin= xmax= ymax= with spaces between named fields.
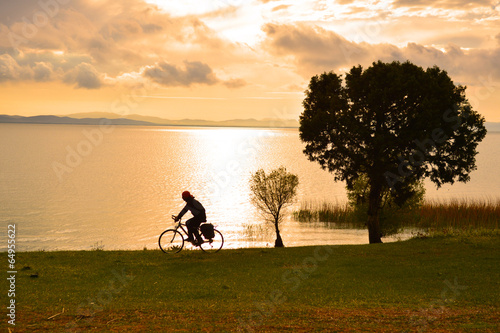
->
xmin=249 ymin=167 xmax=299 ymax=247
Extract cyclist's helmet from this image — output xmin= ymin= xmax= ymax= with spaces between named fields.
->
xmin=182 ymin=191 xmax=193 ymax=200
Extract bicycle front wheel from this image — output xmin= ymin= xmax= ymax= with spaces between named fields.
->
xmin=200 ymin=229 xmax=224 ymax=253
xmin=159 ymin=229 xmax=184 ymax=253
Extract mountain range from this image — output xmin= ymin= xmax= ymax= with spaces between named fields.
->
xmin=1 ymin=113 xmax=499 ymax=132
xmin=0 ymin=113 xmax=300 ymax=128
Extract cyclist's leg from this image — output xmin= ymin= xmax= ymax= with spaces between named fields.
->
xmin=186 ymin=218 xmax=196 ymax=242
xmin=187 ymin=216 xmax=204 ymax=243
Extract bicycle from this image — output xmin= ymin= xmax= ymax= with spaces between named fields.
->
xmin=158 ymin=215 xmax=224 ymax=254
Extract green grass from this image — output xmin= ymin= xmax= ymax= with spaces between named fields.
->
xmin=4 ymin=236 xmax=499 ymax=332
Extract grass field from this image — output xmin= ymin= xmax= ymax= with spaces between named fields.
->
xmin=4 ymin=235 xmax=499 ymax=332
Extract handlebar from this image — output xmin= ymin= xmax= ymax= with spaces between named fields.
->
xmin=171 ymin=215 xmax=183 ymax=224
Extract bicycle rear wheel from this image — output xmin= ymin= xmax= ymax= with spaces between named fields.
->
xmin=199 ymin=229 xmax=224 ymax=253
xmin=159 ymin=229 xmax=184 ymax=253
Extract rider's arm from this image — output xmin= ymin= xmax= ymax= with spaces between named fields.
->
xmin=176 ymin=205 xmax=189 ymax=220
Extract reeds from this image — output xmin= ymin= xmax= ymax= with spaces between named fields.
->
xmin=293 ymin=201 xmax=365 ymax=229
xmin=241 ymin=223 xmax=274 ymax=240
xmin=293 ymin=198 xmax=500 ymax=234
xmin=293 ymin=201 xmax=353 ymax=222
xmin=416 ymin=198 xmax=500 ymax=230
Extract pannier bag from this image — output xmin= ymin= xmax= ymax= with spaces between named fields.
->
xmin=200 ymin=223 xmax=215 ymax=239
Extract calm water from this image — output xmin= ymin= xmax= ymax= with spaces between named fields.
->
xmin=1 ymin=124 xmax=499 ymax=251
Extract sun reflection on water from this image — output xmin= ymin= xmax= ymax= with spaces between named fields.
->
xmin=150 ymin=127 xmax=300 ymax=246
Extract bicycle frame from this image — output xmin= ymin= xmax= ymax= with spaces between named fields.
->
xmin=171 ymin=215 xmax=206 ymax=239
xmin=170 ymin=216 xmax=204 ymax=244
xmin=172 ymin=220 xmax=189 ymax=237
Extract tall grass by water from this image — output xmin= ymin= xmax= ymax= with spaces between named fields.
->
xmin=293 ymin=198 xmax=500 ymax=235
xmin=417 ymin=198 xmax=500 ymax=229
xmin=293 ymin=201 xmax=360 ymax=227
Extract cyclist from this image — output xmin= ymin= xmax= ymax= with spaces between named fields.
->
xmin=174 ymin=191 xmax=206 ymax=245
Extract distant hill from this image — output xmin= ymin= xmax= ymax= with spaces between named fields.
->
xmin=1 ymin=114 xmax=497 ymax=131
xmin=67 ymin=112 xmax=300 ymax=127
xmin=0 ymin=113 xmax=300 ymax=128
xmin=0 ymin=115 xmax=155 ymax=126
xmin=485 ymin=122 xmax=500 ymax=133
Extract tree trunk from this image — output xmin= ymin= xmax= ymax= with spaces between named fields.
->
xmin=274 ymin=222 xmax=284 ymax=247
xmin=367 ymin=179 xmax=383 ymax=244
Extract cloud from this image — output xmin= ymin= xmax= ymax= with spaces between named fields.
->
xmin=141 ymin=23 xmax=163 ymax=33
xmin=64 ymin=63 xmax=102 ymax=89
xmin=0 ymin=0 xmax=246 ymax=90
xmin=142 ymin=60 xmax=247 ymax=88
xmin=0 ymin=53 xmax=23 ymax=81
xmin=262 ymin=22 xmax=500 ymax=86
xmin=0 ymin=53 xmax=35 ymax=81
xmin=388 ymin=0 xmax=499 ymax=23
xmin=33 ymin=61 xmax=52 ymax=81
xmin=223 ymin=78 xmax=247 ymax=89
xmin=272 ymin=4 xmax=291 ymax=12
xmin=262 ymin=23 xmax=366 ymax=74
xmin=0 ymin=0 xmax=233 ymax=73
xmin=143 ymin=61 xmax=218 ymax=87
xmin=0 ymin=0 xmax=42 ymax=24
xmin=0 ymin=49 xmax=106 ymax=87
xmin=17 ymin=51 xmax=93 ymax=72
xmin=392 ymin=0 xmax=494 ymax=9
xmin=0 ymin=45 xmax=246 ymax=90
xmin=0 ymin=0 xmax=497 ymax=101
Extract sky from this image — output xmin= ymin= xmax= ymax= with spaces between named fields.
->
xmin=0 ymin=0 xmax=499 ymax=122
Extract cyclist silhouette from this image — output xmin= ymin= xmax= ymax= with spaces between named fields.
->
xmin=174 ymin=191 xmax=206 ymax=245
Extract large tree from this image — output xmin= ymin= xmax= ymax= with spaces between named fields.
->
xmin=299 ymin=60 xmax=487 ymax=243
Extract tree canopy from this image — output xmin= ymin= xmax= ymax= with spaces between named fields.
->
xmin=299 ymin=60 xmax=487 ymax=243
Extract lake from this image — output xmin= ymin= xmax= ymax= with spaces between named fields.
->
xmin=1 ymin=123 xmax=499 ymax=251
